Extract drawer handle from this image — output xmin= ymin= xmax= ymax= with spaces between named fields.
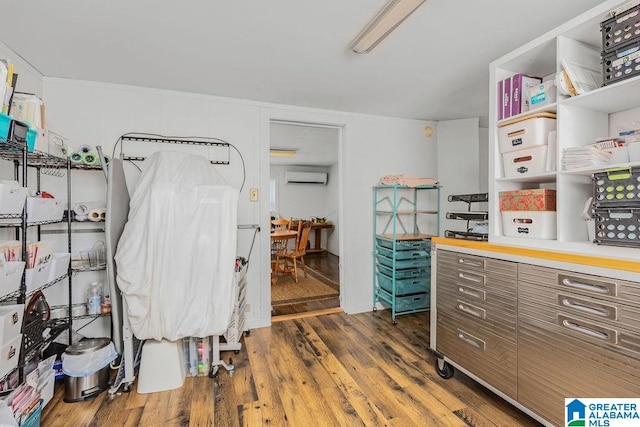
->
xmin=561 ymin=298 xmax=612 ymax=318
xmin=458 ymin=286 xmax=485 ymax=300
xmin=457 ymin=303 xmax=486 ymax=319
xmin=458 ymin=258 xmax=484 ymax=268
xmin=561 ymin=319 xmax=610 ymax=341
xmin=458 ymin=272 xmax=483 ymax=283
xmin=457 ymin=331 xmax=485 ymax=350
xmin=507 ymin=129 xmax=526 ymax=138
xmin=561 ymin=278 xmax=611 ymax=294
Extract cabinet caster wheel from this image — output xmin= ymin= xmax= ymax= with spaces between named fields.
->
xmin=122 ymin=383 xmax=132 ymax=393
xmin=392 ymin=318 xmax=398 ymax=325
xmin=435 ymin=358 xmax=454 ymax=379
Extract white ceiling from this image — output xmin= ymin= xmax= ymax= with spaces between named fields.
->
xmin=270 ymin=123 xmax=339 ymax=167
xmin=1 ymin=0 xmax=604 ymax=128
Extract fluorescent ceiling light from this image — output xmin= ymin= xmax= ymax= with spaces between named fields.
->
xmin=350 ymin=0 xmax=426 ymax=54
xmin=270 ymin=149 xmax=297 ymax=157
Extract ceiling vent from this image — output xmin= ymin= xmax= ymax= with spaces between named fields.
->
xmin=285 ymin=171 xmax=328 ymax=185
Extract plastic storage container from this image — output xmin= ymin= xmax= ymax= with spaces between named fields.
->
xmin=502 ymin=145 xmax=549 ymax=177
xmin=0 ymin=183 xmax=27 ymax=215
xmin=593 ymin=167 xmax=640 ymax=207
xmin=601 ymin=4 xmax=640 ymax=53
xmin=602 ymin=41 xmax=640 ymax=86
xmin=501 ymin=211 xmax=557 ymax=239
xmin=86 ymin=282 xmax=103 ymax=315
xmin=0 ymin=113 xmax=12 ymax=140
xmin=593 ymin=207 xmax=640 ymax=247
xmin=498 ymin=116 xmax=556 ymax=154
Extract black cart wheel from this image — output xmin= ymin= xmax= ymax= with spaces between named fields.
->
xmin=435 ymin=358 xmax=454 ymax=379
xmin=122 ymin=383 xmax=132 ymax=393
xmin=234 ymin=350 xmax=240 ymax=354
xmin=392 ymin=318 xmax=398 ymax=325
xmin=244 ymin=330 xmax=251 ymax=336
xmin=373 ymin=307 xmax=378 ymax=313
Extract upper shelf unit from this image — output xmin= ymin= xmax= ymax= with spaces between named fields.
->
xmin=488 ymin=0 xmax=640 ymax=261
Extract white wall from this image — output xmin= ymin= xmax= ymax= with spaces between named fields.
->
xmin=437 ymin=118 xmax=481 ymax=236
xmin=270 ymin=164 xmax=337 ymax=255
xmin=41 ymin=78 xmax=438 ymax=330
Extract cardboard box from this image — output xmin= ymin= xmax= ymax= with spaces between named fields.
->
xmin=529 ymin=81 xmax=557 ymax=108
xmin=499 ymin=189 xmax=556 ymax=211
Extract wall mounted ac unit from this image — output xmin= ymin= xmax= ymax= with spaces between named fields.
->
xmin=285 ymin=171 xmax=328 ymax=185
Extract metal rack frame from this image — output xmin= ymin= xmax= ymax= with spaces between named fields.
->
xmin=444 ymin=193 xmax=489 ymax=241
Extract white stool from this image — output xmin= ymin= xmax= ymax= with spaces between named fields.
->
xmin=137 ymin=339 xmax=186 ymax=394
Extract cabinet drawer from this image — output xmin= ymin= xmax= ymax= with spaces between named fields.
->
xmin=519 ymin=263 xmax=640 ymax=305
xmin=376 ymin=254 xmax=430 ymax=270
xmin=376 ymin=272 xmax=429 ymax=295
xmin=520 ymin=280 xmax=640 ymax=335
xmin=436 ymin=311 xmax=517 ymax=399
xmin=375 ymin=236 xmax=430 ymax=252
xmin=518 ymin=317 xmax=640 ymax=427
xmin=520 ymin=289 xmax=640 ymax=359
xmin=438 ymin=250 xmax=517 ymax=277
xmin=377 ymin=263 xmax=429 ymax=280
xmin=376 ymin=246 xmax=429 ymax=261
xmin=437 ymin=282 xmax=516 ymax=342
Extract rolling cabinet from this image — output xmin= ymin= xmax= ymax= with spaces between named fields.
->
xmin=517 ymin=264 xmax=640 ymax=426
xmin=433 ymin=250 xmax=518 ymax=399
xmin=372 ymin=185 xmax=440 ymax=324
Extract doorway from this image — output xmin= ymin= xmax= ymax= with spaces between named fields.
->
xmin=268 ymin=120 xmax=341 ymax=318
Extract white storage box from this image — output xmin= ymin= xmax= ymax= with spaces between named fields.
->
xmin=26 ymin=261 xmax=52 ymax=293
xmin=0 ymin=304 xmax=24 ymax=344
xmin=502 ymin=211 xmax=557 ymax=240
xmin=26 ymin=197 xmax=65 ymax=223
xmin=529 ymin=81 xmax=557 ymax=108
xmin=0 ymin=261 xmax=25 ymax=297
xmin=498 ymin=116 xmax=556 ymax=154
xmin=0 ymin=334 xmax=21 ymax=378
xmin=47 ymin=252 xmax=70 ymax=283
xmin=0 ymin=183 xmax=27 ymax=215
xmin=605 ymin=145 xmax=630 ymax=164
xmin=502 ymin=145 xmax=549 ymax=177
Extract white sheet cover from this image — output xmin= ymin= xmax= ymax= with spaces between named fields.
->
xmin=115 ymin=151 xmax=239 ymax=341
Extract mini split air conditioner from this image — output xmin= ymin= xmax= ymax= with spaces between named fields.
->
xmin=285 ymin=171 xmax=328 ymax=185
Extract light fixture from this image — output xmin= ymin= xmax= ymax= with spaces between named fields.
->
xmin=350 ymin=0 xmax=426 ymax=54
xmin=270 ymin=149 xmax=297 ymax=158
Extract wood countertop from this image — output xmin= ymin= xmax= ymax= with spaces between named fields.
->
xmin=432 ymin=237 xmax=640 ymax=274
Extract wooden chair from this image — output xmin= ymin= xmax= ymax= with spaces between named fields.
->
xmin=276 ymin=223 xmax=311 ymax=283
xmin=271 ymin=218 xmax=292 ymax=279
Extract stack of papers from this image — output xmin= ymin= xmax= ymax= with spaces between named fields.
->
xmin=562 ymin=146 xmax=612 ymax=170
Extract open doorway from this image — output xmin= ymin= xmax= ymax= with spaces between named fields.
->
xmin=269 ymin=120 xmax=341 ymax=318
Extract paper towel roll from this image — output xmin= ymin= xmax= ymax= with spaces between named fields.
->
xmin=75 ymin=214 xmax=88 ymax=222
xmin=73 ymin=201 xmax=103 ymax=216
xmin=88 ymin=209 xmax=102 ymax=222
xmin=99 ymin=209 xmax=106 ymax=221
xmin=78 ymin=144 xmax=93 ymax=154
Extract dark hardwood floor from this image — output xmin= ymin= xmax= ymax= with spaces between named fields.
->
xmin=41 ymin=311 xmax=541 ymax=426
xmin=271 ymin=253 xmax=341 ymax=317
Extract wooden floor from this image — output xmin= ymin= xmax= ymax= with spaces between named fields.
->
xmin=41 ymin=311 xmax=541 ymax=426
xmin=271 ymin=253 xmax=341 ymax=317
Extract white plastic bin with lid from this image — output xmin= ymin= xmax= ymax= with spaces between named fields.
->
xmin=498 ymin=116 xmax=556 ymax=154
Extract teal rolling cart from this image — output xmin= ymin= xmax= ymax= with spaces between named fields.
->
xmin=373 ymin=185 xmax=440 ymax=324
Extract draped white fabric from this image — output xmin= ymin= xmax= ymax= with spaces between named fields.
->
xmin=115 ymin=151 xmax=238 ymax=341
